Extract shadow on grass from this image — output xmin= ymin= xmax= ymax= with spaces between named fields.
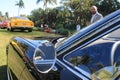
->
xmin=0 ymin=29 xmax=32 ymax=33
xmin=0 ymin=29 xmax=8 ymax=32
xmin=0 ymin=29 xmax=27 ymax=33
xmin=8 ymin=30 xmax=30 ymax=33
xmin=0 ymin=65 xmax=7 ymax=80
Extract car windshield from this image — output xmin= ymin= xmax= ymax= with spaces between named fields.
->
xmin=13 ymin=16 xmax=29 ymax=20
xmin=55 ymin=26 xmax=89 ymax=48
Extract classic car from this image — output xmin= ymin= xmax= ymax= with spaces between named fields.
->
xmin=0 ymin=20 xmax=9 ymax=29
xmin=7 ymin=16 xmax=34 ymax=32
xmin=6 ymin=9 xmax=120 ymax=80
xmin=0 ymin=22 xmax=3 ymax=28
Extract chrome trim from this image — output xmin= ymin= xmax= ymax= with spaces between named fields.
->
xmin=7 ymin=68 xmax=10 ymax=80
xmin=75 ymin=66 xmax=91 ymax=78
xmin=111 ymin=41 xmax=120 ymax=66
xmin=33 ymin=41 xmax=56 ymax=73
xmin=52 ymin=66 xmax=58 ymax=71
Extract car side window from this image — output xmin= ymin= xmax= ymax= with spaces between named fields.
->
xmin=64 ymin=38 xmax=115 ymax=76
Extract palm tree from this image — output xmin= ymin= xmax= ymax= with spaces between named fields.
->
xmin=0 ymin=11 xmax=3 ymax=21
xmin=36 ymin=0 xmax=57 ymax=9
xmin=0 ymin=11 xmax=2 ymax=17
xmin=15 ymin=0 xmax=24 ymax=16
xmin=5 ymin=12 xmax=9 ymax=19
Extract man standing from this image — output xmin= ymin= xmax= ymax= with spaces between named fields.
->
xmin=76 ymin=24 xmax=81 ymax=32
xmin=90 ymin=6 xmax=103 ymax=24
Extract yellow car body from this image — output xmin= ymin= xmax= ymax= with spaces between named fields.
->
xmin=7 ymin=17 xmax=34 ymax=32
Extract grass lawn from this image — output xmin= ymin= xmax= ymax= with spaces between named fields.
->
xmin=0 ymin=28 xmax=59 ymax=79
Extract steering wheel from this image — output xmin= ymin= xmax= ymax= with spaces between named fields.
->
xmin=111 ymin=41 xmax=120 ymax=66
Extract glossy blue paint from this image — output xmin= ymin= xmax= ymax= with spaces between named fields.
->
xmin=7 ymin=9 xmax=120 ymax=80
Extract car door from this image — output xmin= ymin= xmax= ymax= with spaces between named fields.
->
xmin=7 ymin=39 xmax=36 ymax=80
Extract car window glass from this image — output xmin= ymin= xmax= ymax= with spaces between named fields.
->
xmin=64 ymin=32 xmax=118 ymax=78
xmin=12 ymin=17 xmax=29 ymax=20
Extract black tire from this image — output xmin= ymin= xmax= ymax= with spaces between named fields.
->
xmin=10 ymin=28 xmax=14 ymax=32
xmin=28 ymin=29 xmax=32 ymax=32
xmin=7 ymin=28 xmax=9 ymax=31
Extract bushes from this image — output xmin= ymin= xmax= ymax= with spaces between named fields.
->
xmin=55 ymin=23 xmax=76 ymax=36
xmin=56 ymin=23 xmax=63 ymax=29
xmin=56 ymin=27 xmax=70 ymax=36
xmin=64 ymin=23 xmax=76 ymax=30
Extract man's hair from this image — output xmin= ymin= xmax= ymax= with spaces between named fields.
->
xmin=91 ymin=6 xmax=98 ymax=11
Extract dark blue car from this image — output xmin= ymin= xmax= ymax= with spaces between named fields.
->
xmin=6 ymin=9 xmax=120 ymax=80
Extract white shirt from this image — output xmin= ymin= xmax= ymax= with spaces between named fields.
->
xmin=76 ymin=24 xmax=81 ymax=31
xmin=90 ymin=12 xmax=97 ymax=24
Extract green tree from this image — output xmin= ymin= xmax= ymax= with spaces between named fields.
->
xmin=95 ymin=0 xmax=120 ymax=16
xmin=5 ymin=12 xmax=9 ymax=20
xmin=64 ymin=0 xmax=92 ymax=27
xmin=0 ymin=11 xmax=2 ymax=17
xmin=30 ymin=8 xmax=57 ymax=27
xmin=36 ymin=0 xmax=57 ymax=9
xmin=0 ymin=11 xmax=3 ymax=21
xmin=36 ymin=0 xmax=57 ymax=28
xmin=30 ymin=8 xmax=44 ymax=26
xmin=56 ymin=6 xmax=71 ymax=24
xmin=15 ymin=0 xmax=24 ymax=16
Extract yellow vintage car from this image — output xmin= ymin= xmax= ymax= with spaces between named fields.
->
xmin=7 ymin=16 xmax=34 ymax=32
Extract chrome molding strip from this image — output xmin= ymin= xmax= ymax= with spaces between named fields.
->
xmin=111 ymin=41 xmax=120 ymax=66
xmin=75 ymin=66 xmax=91 ymax=78
xmin=7 ymin=69 xmax=10 ymax=80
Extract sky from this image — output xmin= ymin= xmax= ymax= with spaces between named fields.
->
xmin=0 ymin=0 xmax=61 ymax=17
xmin=0 ymin=0 xmax=120 ymax=17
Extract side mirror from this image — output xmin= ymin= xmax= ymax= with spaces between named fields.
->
xmin=33 ymin=41 xmax=56 ymax=73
